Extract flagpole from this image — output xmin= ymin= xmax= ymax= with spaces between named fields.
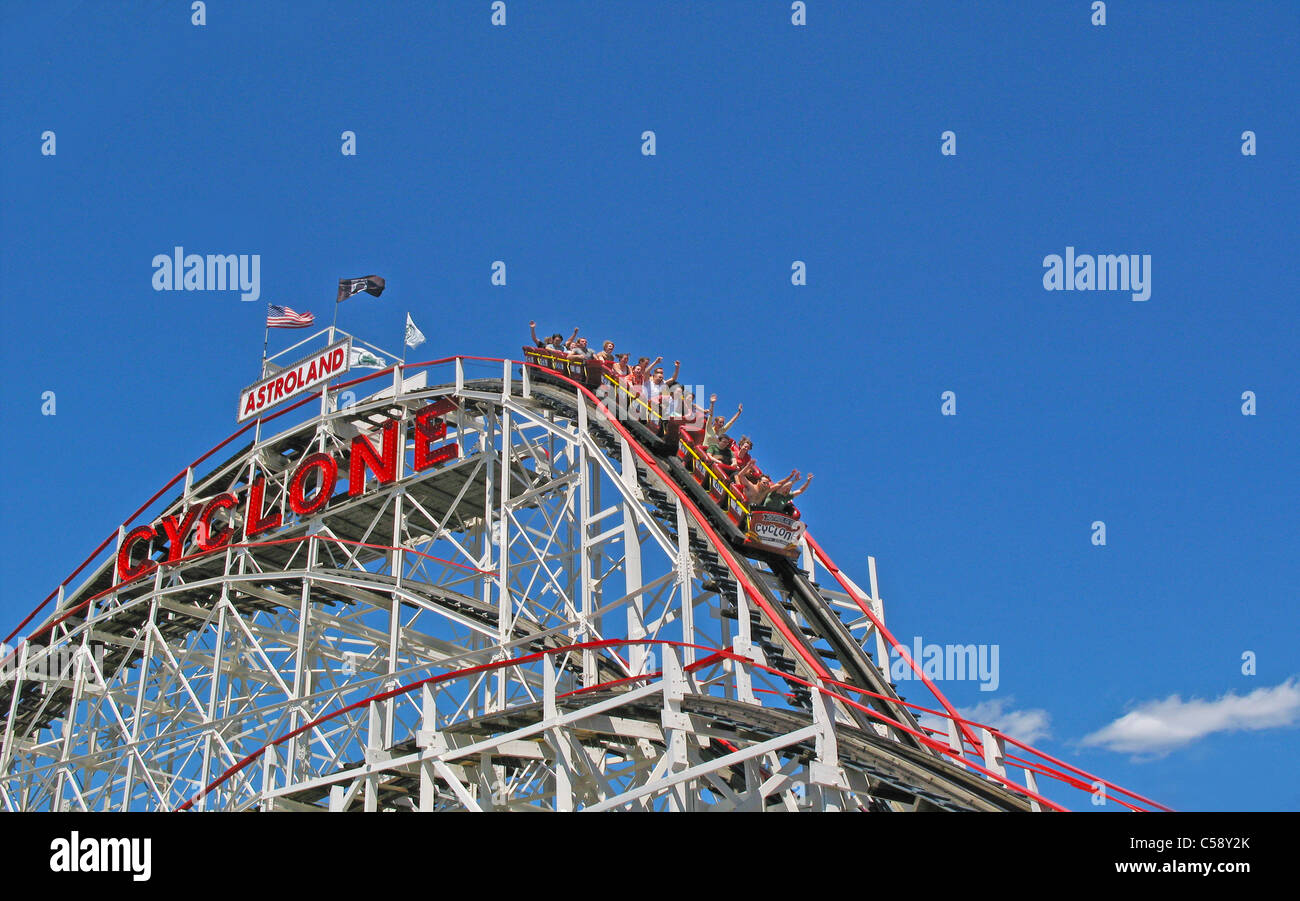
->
xmin=401 ymin=312 xmax=407 ymax=364
xmin=260 ymin=316 xmax=270 ymax=375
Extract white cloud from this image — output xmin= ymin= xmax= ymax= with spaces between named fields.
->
xmin=1081 ymin=677 xmax=1300 ymax=755
xmin=919 ymin=697 xmax=1052 ymax=745
xmin=963 ymin=698 xmax=1052 ymax=744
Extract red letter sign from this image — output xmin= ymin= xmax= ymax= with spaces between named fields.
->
xmin=290 ymin=453 xmax=338 ymax=516
xmin=245 ymin=478 xmax=283 ymax=537
xmin=348 ymin=420 xmax=399 ymax=496
xmin=117 ymin=525 xmax=158 ymax=582
xmin=413 ymin=406 xmax=458 ymax=472
xmin=197 ymin=493 xmax=238 ymax=551
xmin=159 ymin=508 xmax=201 ymax=564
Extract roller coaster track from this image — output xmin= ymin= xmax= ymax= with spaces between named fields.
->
xmin=0 ymin=353 xmax=1169 ymax=812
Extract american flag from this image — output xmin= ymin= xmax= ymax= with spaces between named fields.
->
xmin=267 ymin=305 xmax=314 ymax=328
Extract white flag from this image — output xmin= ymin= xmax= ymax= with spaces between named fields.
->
xmin=349 ymin=347 xmax=388 ymax=369
xmin=405 ymin=312 xmax=426 ymax=349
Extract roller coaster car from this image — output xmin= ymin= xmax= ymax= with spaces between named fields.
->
xmin=523 ymin=346 xmax=681 ymax=448
xmin=523 ymin=346 xmax=802 ymax=561
xmin=522 ymin=346 xmax=606 ymax=392
xmin=673 ymin=433 xmax=803 ymax=560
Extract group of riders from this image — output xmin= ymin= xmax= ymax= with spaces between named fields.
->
xmin=530 ymin=322 xmax=813 ymax=516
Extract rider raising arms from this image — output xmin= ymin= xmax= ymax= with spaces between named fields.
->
xmin=762 ymin=471 xmax=813 ymax=512
xmin=732 ymin=460 xmax=774 ymax=509
xmin=529 ymin=320 xmax=571 ymax=353
xmin=703 ymin=396 xmax=742 ymax=458
xmin=646 ymin=360 xmax=680 ymax=416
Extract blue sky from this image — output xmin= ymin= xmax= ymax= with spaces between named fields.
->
xmin=1 ymin=1 xmax=1296 ymax=811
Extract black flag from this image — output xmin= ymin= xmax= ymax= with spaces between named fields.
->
xmin=337 ymin=275 xmax=386 ymax=304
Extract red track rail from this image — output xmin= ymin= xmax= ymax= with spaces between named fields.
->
xmin=803 ymin=534 xmax=1172 ymax=813
xmin=177 ymin=638 xmax=1070 ymax=812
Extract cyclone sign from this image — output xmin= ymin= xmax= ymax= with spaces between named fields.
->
xmin=746 ymin=510 xmax=804 ymax=554
xmin=238 ymin=338 xmax=352 ymax=422
xmin=116 ymin=399 xmax=459 ymax=583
